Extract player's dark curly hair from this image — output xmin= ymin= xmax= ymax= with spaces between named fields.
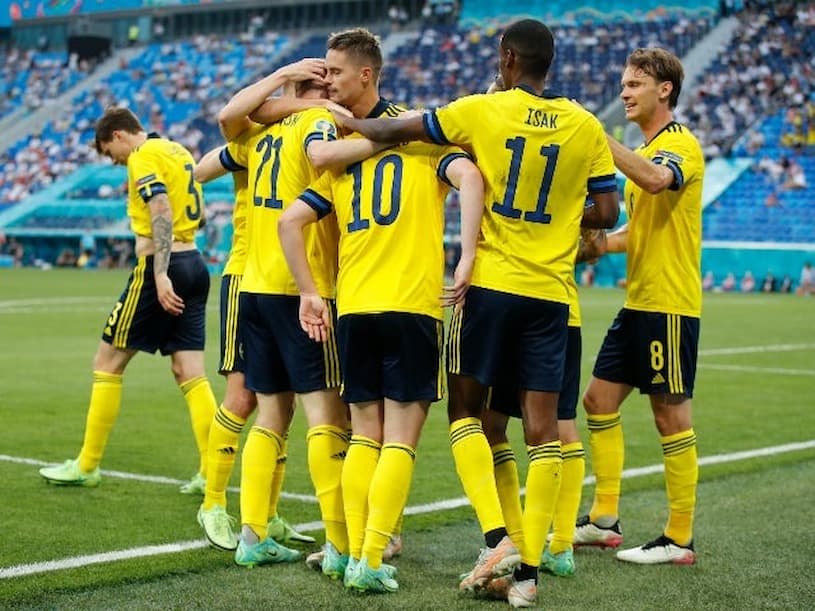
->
xmin=626 ymin=48 xmax=684 ymax=109
xmin=501 ymin=19 xmax=555 ymax=80
xmin=327 ymin=27 xmax=383 ymax=82
xmin=94 ymin=107 xmax=144 ymax=153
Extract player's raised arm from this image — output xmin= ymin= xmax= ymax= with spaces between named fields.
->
xmin=218 ymin=58 xmax=326 ymax=140
xmin=332 ymin=111 xmax=430 ymax=144
xmin=440 ymin=156 xmax=485 ymax=306
xmin=194 ymin=145 xmax=228 ymax=183
xmin=607 ymin=135 xmax=675 ymax=194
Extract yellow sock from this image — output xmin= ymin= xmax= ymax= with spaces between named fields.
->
xmin=661 ymin=429 xmax=698 ymax=546
xmin=491 ymin=442 xmax=525 ymax=552
xmin=550 ymin=442 xmax=585 ymax=554
xmin=268 ymin=437 xmax=287 ymax=519
xmin=203 ymin=404 xmax=245 ymax=510
xmin=449 ymin=418 xmax=505 ymax=534
xmin=307 ymin=425 xmax=349 ymax=553
xmin=77 ymin=371 xmax=123 ymax=473
xmin=587 ymin=412 xmax=624 ymax=521
xmin=342 ymin=435 xmax=381 ymax=559
xmin=393 ymin=512 xmax=403 ymax=537
xmin=363 ymin=443 xmax=415 ymax=569
xmin=179 ymin=376 xmax=217 ymax=478
xmin=240 ymin=426 xmax=283 ymax=539
xmin=521 ymin=441 xmax=562 ymax=566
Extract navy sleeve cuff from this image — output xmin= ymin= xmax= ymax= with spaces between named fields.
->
xmin=139 ymin=182 xmax=167 ymax=203
xmin=424 ymin=111 xmax=451 ymax=145
xmin=300 ymin=189 xmax=333 ymax=219
xmin=587 ymin=174 xmax=617 ymax=194
xmin=437 ymin=152 xmax=471 ymax=187
xmin=219 ymin=147 xmax=245 ymax=172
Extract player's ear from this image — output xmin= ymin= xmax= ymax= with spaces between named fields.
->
xmin=659 ymin=80 xmax=673 ymax=104
xmin=360 ymin=65 xmax=373 ymax=85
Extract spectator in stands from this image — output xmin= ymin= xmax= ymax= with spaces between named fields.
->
xmin=761 ymin=271 xmax=776 ymax=292
xmin=781 ymin=157 xmax=807 ymax=190
xmin=755 ymin=155 xmax=785 ymax=183
xmin=798 ymin=261 xmax=814 ymax=295
xmin=55 ymin=247 xmax=77 ymax=267
xmin=722 ymin=272 xmax=736 ymax=292
xmin=703 ymin=270 xmax=715 ymax=291
xmin=780 ymin=274 xmax=793 ymax=293
xmin=740 ymin=270 xmax=756 ymax=292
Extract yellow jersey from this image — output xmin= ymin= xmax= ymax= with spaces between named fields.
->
xmin=426 ymin=86 xmax=617 ymax=304
xmin=127 ymin=134 xmax=203 ymax=243
xmin=222 ymin=110 xmax=339 ymax=297
xmin=300 ymin=141 xmax=469 ymax=320
xmin=623 ymin=122 xmax=704 ymax=318
xmin=221 ymin=171 xmax=249 ymax=276
xmin=567 ymin=271 xmax=580 ymax=328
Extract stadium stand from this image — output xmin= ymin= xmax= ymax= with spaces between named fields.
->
xmin=0 ymin=49 xmax=96 ymax=120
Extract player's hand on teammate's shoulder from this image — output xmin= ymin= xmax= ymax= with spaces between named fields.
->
xmin=155 ymin=273 xmax=185 ymax=316
xmin=324 ymin=100 xmax=352 ymax=118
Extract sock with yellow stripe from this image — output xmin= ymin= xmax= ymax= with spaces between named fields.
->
xmin=450 ymin=418 xmax=506 ymax=539
xmin=268 ymin=436 xmax=288 ymax=520
xmin=363 ymin=443 xmax=416 ymax=569
xmin=179 ymin=376 xmax=217 ymax=478
xmin=202 ymin=404 xmax=245 ymax=510
xmin=491 ymin=442 xmax=525 ymax=552
xmin=240 ymin=426 xmax=284 ymax=539
xmin=521 ymin=441 xmax=562 ymax=566
xmin=307 ymin=425 xmax=350 ymax=553
xmin=77 ymin=371 xmax=123 ymax=473
xmin=550 ymin=442 xmax=585 ymax=554
xmin=587 ymin=412 xmax=624 ymax=523
xmin=661 ymin=429 xmax=698 ymax=546
xmin=342 ymin=435 xmax=381 ymax=559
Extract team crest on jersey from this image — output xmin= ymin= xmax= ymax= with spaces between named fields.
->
xmin=314 ymin=120 xmax=337 ymax=138
xmin=655 ymin=150 xmax=684 ymax=164
xmin=136 ymin=174 xmax=157 ymax=186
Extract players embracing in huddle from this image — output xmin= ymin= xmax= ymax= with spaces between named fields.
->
xmin=40 ymin=19 xmax=702 ymax=610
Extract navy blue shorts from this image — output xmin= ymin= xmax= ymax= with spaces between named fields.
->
xmin=486 ymin=326 xmax=582 ymax=420
xmin=336 ymin=312 xmax=443 ymax=403
xmin=218 ymin=274 xmax=245 ymax=375
xmin=593 ymin=308 xmax=699 ymax=397
xmin=447 ymin=286 xmax=569 ymax=392
xmin=240 ymin=293 xmax=341 ymax=394
xmin=102 ymin=250 xmax=209 ymax=355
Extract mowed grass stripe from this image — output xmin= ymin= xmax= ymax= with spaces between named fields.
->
xmin=3 ymin=439 xmax=813 ymax=580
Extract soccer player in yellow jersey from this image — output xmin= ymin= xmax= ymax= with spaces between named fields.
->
xmin=574 ymin=48 xmax=704 ymax=566
xmin=39 ymin=107 xmax=217 ymax=494
xmin=208 ymin=58 xmax=395 ymax=569
xmin=333 ymin=19 xmax=619 ymax=607
xmin=193 ymin=139 xmax=314 ymax=552
xmin=278 ymin=116 xmax=483 ymax=598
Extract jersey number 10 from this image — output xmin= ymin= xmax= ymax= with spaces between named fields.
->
xmin=492 ymin=137 xmax=559 ymax=224
xmin=346 ymin=154 xmax=403 ymax=233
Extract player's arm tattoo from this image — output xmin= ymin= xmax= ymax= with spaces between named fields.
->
xmin=576 ymin=229 xmax=607 ymax=263
xmin=148 ymin=193 xmax=174 ymax=276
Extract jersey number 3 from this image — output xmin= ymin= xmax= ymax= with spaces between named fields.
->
xmin=492 ymin=137 xmax=559 ymax=224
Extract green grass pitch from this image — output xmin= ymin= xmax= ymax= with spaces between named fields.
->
xmin=0 ymin=268 xmax=813 ymax=609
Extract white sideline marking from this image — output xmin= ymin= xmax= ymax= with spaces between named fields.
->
xmin=2 ymin=439 xmax=814 ymax=579
xmin=700 ymin=363 xmax=815 ymax=376
xmin=1 ymin=455 xmax=317 ymax=503
xmin=699 ymin=343 xmax=815 ymax=356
